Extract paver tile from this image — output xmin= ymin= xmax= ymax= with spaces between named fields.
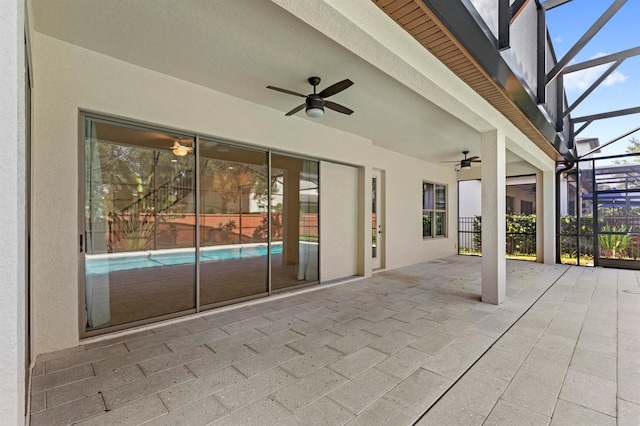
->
xmin=327 ymin=329 xmax=379 ymax=354
xmin=290 ymin=317 xmax=339 ymax=336
xmin=158 ymin=366 xmax=244 ymax=411
xmin=484 ymin=399 xmax=550 ymax=426
xmin=139 ymin=345 xmax=213 ymax=376
xmin=272 ymin=367 xmax=348 ymax=412
xmin=328 ymin=368 xmax=400 ymax=414
xmin=277 ymin=396 xmax=354 ymax=426
xmin=46 ymin=364 xmax=144 ymax=408
xmin=280 ymin=346 xmax=343 ymax=378
xmin=569 ymin=348 xmax=616 ymax=381
xmin=145 ymin=394 xmax=228 ymax=426
xmin=367 ymin=330 xmax=418 ymax=355
xmin=220 ymin=316 xmax=273 ymax=335
xmin=576 ymin=333 xmax=617 ymax=356
xmin=101 ymin=365 xmax=194 ymax=409
xmin=471 ymin=347 xmax=526 ymax=381
xmin=246 ymin=329 xmax=304 ymax=353
xmin=45 ymin=344 xmax=129 ymax=373
xmin=559 ymin=369 xmax=616 ymax=416
xmin=164 ymin=327 xmax=228 ymax=352
xmin=93 ymin=345 xmax=169 ymax=376
xmin=233 ymin=345 xmax=299 ymax=377
xmin=618 ymin=399 xmax=640 ymax=426
xmin=344 ymin=397 xmax=416 ymax=426
xmin=30 ymin=394 xmax=105 ymax=426
xmin=125 ymin=328 xmax=190 ymax=352
xmin=444 ymin=370 xmax=508 ymax=416
xmin=409 ymin=331 xmax=457 ymax=355
xmin=375 ymin=346 xmax=432 ymax=380
xmin=76 ymin=394 xmax=166 ymax=425
xmin=212 ymin=397 xmax=291 ymax=426
xmin=286 ymin=330 xmax=341 ymax=354
xmin=550 ymin=399 xmax=615 ymax=426
xmin=32 ymin=364 xmax=94 ymax=393
xmin=415 ymin=398 xmax=485 ymax=426
xmin=187 ymin=345 xmax=255 ymax=377
xmin=329 ymin=347 xmax=387 ymax=379
xmin=382 ymin=368 xmax=451 ymax=418
xmin=214 ymin=366 xmax=294 ymax=412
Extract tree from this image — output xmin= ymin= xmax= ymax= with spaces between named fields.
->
xmin=613 ymin=137 xmax=640 ymax=164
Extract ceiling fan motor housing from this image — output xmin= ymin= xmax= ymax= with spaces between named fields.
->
xmin=306 ymin=94 xmax=324 ymax=113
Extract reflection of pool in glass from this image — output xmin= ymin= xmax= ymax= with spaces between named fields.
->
xmin=86 ymin=244 xmax=283 ymax=275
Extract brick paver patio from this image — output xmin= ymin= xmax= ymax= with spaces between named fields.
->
xmin=28 ymin=256 xmax=640 ymax=425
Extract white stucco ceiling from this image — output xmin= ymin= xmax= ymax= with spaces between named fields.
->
xmin=31 ymin=0 xmax=528 ymax=167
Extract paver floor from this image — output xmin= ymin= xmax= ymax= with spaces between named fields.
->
xmin=28 ymin=256 xmax=640 ymax=425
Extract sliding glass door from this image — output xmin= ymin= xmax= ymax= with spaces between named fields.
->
xmin=84 ymin=119 xmax=196 ymax=332
xmin=271 ymin=154 xmax=319 ymax=291
xmin=83 ymin=116 xmax=320 ymax=335
xmin=198 ymin=140 xmax=269 ymax=306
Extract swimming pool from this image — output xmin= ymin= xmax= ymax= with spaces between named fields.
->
xmin=85 ymin=243 xmax=285 ymax=275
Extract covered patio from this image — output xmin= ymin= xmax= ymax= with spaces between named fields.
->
xmin=28 ymin=256 xmax=639 ymax=425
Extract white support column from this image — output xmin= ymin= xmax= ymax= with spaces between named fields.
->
xmin=536 ymin=169 xmax=557 ymax=264
xmin=0 ymin=0 xmax=27 ymax=424
xmin=536 ymin=170 xmax=543 ymax=263
xmin=542 ymin=169 xmax=556 ymax=264
xmin=481 ymin=130 xmax=506 ymax=305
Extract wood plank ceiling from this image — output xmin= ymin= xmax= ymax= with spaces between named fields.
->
xmin=373 ymin=0 xmax=561 ymax=160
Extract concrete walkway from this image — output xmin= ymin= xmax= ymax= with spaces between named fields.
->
xmin=28 ymin=256 xmax=640 ymax=425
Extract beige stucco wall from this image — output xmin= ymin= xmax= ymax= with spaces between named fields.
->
xmin=1 ymin=0 xmax=26 ymax=423
xmin=31 ymin=33 xmax=459 ymax=354
xmin=320 ymin=162 xmax=359 ymax=282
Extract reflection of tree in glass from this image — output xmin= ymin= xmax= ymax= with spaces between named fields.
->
xmin=200 ymin=160 xmax=266 ymax=213
xmin=93 ymin=143 xmax=195 ymax=251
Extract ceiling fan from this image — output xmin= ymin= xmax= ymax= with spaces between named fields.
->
xmin=171 ymin=139 xmax=193 ymax=157
xmin=441 ymin=150 xmax=481 ymax=170
xmin=267 ymin=76 xmax=354 ymax=118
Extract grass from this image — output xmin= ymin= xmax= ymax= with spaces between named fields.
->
xmin=560 ymin=254 xmax=594 ymax=266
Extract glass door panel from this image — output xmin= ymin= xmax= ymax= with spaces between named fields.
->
xmin=372 ymin=169 xmax=383 ymax=269
xmin=84 ymin=119 xmax=196 ymax=332
xmin=198 ymin=140 xmax=269 ymax=306
xmin=271 ymin=154 xmax=319 ymax=291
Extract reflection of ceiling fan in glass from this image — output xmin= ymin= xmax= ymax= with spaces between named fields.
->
xmin=171 ymin=139 xmax=193 ymax=157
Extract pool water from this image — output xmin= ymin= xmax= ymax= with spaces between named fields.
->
xmin=86 ymin=244 xmax=283 ymax=275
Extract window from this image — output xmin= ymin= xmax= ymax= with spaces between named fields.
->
xmin=506 ymin=196 xmax=515 ymax=214
xmin=423 ymin=182 xmax=447 ymax=238
xmin=521 ymin=200 xmax=534 ymax=215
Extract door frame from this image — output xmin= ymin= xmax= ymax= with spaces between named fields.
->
xmin=372 ymin=168 xmax=385 ymax=270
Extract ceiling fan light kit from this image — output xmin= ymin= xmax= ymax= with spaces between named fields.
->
xmin=267 ymin=76 xmax=354 ymax=118
xmin=171 ymin=140 xmax=192 ymax=157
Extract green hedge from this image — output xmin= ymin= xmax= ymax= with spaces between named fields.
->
xmin=473 ymin=214 xmax=537 ymax=255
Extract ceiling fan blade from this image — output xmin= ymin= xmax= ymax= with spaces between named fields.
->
xmin=267 ymin=86 xmax=307 ymax=98
xmin=471 ymin=159 xmax=482 ymax=163
xmin=285 ymin=104 xmax=305 ymax=116
xmin=439 ymin=160 xmax=461 ymax=163
xmin=325 ymin=101 xmax=353 ymax=115
xmin=318 ymin=79 xmax=353 ymax=98
xmin=467 ymin=156 xmax=480 ymax=162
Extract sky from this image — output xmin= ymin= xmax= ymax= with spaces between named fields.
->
xmin=544 ymin=0 xmax=640 ymax=160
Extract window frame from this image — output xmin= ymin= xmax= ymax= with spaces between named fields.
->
xmin=422 ymin=181 xmax=447 ymax=239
